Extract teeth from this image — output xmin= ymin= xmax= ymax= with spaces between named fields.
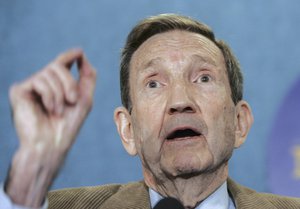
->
xmin=167 ymin=129 xmax=200 ymax=140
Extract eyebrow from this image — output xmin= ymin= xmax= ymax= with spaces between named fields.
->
xmin=190 ymin=54 xmax=218 ymax=67
xmin=136 ymin=57 xmax=164 ymax=77
xmin=142 ymin=57 xmax=163 ymax=69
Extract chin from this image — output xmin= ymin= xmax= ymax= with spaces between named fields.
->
xmin=163 ymin=158 xmax=213 ymax=178
xmin=173 ymin=168 xmax=203 ymax=179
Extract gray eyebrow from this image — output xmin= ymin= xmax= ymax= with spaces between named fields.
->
xmin=190 ymin=54 xmax=217 ymax=67
xmin=142 ymin=57 xmax=163 ymax=69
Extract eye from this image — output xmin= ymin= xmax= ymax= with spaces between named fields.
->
xmin=146 ymin=80 xmax=161 ymax=88
xmin=196 ymin=74 xmax=212 ymax=83
xmin=200 ymin=75 xmax=210 ymax=83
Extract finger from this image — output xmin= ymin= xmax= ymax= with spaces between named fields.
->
xmin=48 ymin=63 xmax=78 ymax=104
xmin=9 ymin=83 xmax=30 ymax=110
xmin=55 ymin=48 xmax=83 ymax=68
xmin=30 ymin=76 xmax=55 ymax=113
xmin=41 ymin=71 xmax=65 ymax=115
xmin=77 ymin=55 xmax=97 ymax=109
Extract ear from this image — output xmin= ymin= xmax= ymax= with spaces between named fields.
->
xmin=234 ymin=100 xmax=254 ymax=148
xmin=114 ymin=106 xmax=137 ymax=156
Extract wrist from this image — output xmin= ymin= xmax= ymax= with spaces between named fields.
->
xmin=6 ymin=145 xmax=61 ymax=207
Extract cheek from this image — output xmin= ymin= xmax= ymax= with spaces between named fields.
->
xmin=207 ymin=105 xmax=236 ymax=154
xmin=133 ymin=103 xmax=163 ymax=135
xmin=131 ymin=115 xmax=164 ymax=166
xmin=225 ymin=108 xmax=237 ymax=143
xmin=200 ymin=86 xmax=236 ymax=142
xmin=201 ymin=83 xmax=232 ymax=118
xmin=131 ymin=99 xmax=167 ymax=155
xmin=132 ymin=87 xmax=168 ymax=136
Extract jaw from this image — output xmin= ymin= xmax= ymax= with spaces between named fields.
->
xmin=140 ymin=135 xmax=231 ymax=208
xmin=140 ymin=133 xmax=214 ymax=185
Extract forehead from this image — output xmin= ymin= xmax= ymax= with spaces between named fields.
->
xmin=130 ymin=30 xmax=225 ymax=70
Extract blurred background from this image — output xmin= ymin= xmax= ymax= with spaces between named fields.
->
xmin=1 ymin=0 xmax=300 ymax=197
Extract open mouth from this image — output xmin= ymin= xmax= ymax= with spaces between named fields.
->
xmin=166 ymin=128 xmax=201 ymax=140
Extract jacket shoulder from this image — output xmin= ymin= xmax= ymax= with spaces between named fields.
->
xmin=258 ymin=192 xmax=300 ymax=208
xmin=48 ymin=181 xmax=149 ymax=209
xmin=228 ymin=178 xmax=300 ymax=209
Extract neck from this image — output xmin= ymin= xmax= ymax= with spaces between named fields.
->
xmin=144 ymin=163 xmax=228 ymax=209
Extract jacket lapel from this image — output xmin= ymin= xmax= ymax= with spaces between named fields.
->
xmin=100 ymin=181 xmax=151 ymax=209
xmin=227 ymin=178 xmax=275 ymax=209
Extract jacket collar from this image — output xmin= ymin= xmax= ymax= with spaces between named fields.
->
xmin=227 ymin=178 xmax=275 ymax=209
xmin=101 ymin=178 xmax=276 ymax=209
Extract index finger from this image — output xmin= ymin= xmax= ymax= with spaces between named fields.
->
xmin=55 ymin=48 xmax=84 ymax=68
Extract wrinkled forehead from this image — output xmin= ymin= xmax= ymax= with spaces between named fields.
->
xmin=130 ymin=30 xmax=225 ymax=73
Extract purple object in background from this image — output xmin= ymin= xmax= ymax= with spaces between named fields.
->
xmin=268 ymin=75 xmax=300 ymax=197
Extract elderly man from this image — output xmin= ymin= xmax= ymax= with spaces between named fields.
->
xmin=2 ymin=14 xmax=300 ymax=209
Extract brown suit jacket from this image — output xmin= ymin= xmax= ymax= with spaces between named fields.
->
xmin=48 ymin=178 xmax=300 ymax=209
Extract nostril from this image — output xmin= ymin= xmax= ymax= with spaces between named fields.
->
xmin=169 ymin=106 xmax=195 ymax=114
xmin=183 ymin=106 xmax=194 ymax=112
xmin=169 ymin=107 xmax=178 ymax=114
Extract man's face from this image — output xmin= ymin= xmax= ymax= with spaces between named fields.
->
xmin=129 ymin=30 xmax=238 ymax=180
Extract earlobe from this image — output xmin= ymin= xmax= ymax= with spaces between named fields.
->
xmin=234 ymin=101 xmax=254 ymax=148
xmin=114 ymin=107 xmax=137 ymax=156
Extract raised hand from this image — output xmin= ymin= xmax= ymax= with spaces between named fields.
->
xmin=6 ymin=49 xmax=97 ymax=207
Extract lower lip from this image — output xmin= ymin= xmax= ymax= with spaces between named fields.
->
xmin=165 ymin=135 xmax=203 ymax=142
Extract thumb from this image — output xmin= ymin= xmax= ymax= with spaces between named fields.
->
xmin=77 ymin=55 xmax=97 ymax=109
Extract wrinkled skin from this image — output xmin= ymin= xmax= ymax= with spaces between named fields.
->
xmin=115 ymin=30 xmax=253 ymax=208
xmin=7 ymin=49 xmax=97 ymax=207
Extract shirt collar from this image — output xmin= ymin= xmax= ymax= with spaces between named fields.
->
xmin=149 ymin=181 xmax=234 ymax=209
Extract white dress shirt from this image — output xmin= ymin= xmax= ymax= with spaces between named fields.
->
xmin=149 ymin=181 xmax=236 ymax=209
xmin=0 ymin=184 xmax=47 ymax=209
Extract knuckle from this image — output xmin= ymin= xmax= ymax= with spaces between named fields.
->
xmin=34 ymin=71 xmax=47 ymax=81
xmin=55 ymin=52 xmax=66 ymax=61
xmin=38 ymin=63 xmax=54 ymax=76
xmin=48 ymin=62 xmax=60 ymax=73
xmin=32 ymin=78 xmax=41 ymax=89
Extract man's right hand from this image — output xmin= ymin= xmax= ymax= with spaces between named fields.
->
xmin=5 ymin=49 xmax=97 ymax=207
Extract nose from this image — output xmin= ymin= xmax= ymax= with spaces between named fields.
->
xmin=167 ymin=85 xmax=197 ymax=115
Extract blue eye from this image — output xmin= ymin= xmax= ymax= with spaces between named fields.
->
xmin=147 ymin=80 xmax=161 ymax=88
